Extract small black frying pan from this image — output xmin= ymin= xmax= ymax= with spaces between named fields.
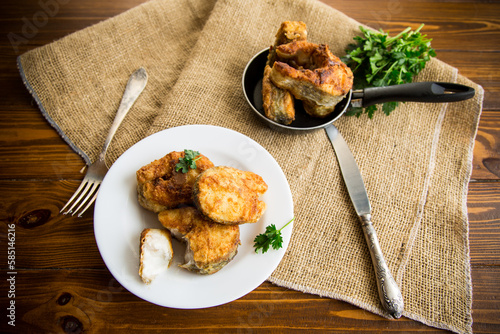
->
xmin=242 ymin=48 xmax=475 ymax=132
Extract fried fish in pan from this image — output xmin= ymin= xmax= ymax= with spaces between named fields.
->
xmin=262 ymin=20 xmax=308 ymax=125
xmin=270 ymin=40 xmax=353 ymax=117
xmin=262 ymin=65 xmax=295 ymax=124
xmin=267 ymin=20 xmax=307 ymax=66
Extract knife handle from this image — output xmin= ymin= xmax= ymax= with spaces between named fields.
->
xmin=359 ymin=214 xmax=404 ymax=319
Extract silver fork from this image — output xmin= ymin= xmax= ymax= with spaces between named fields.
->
xmin=60 ymin=67 xmax=148 ymax=217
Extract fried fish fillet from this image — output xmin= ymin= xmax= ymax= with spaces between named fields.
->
xmin=267 ymin=20 xmax=308 ymax=65
xmin=262 ymin=65 xmax=295 ymax=124
xmin=158 ymin=207 xmax=240 ymax=275
xmin=193 ymin=166 xmax=268 ymax=225
xmin=136 ymin=151 xmax=214 ymax=212
xmin=262 ymin=21 xmax=308 ymax=125
xmin=139 ymin=228 xmax=173 ymax=284
xmin=270 ymin=41 xmax=353 ymax=117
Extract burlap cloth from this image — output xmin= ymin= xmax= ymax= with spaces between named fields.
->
xmin=18 ymin=0 xmax=483 ymax=332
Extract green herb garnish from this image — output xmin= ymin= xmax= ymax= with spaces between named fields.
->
xmin=254 ymin=217 xmax=294 ymax=254
xmin=175 ymin=149 xmax=201 ymax=173
xmin=342 ymin=24 xmax=436 ymax=118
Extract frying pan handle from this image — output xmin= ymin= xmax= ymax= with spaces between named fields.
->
xmin=353 ymin=82 xmax=475 ymax=107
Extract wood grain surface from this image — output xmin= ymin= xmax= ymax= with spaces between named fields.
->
xmin=0 ymin=0 xmax=499 ymax=333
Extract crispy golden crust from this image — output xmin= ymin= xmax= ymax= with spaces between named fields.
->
xmin=193 ymin=166 xmax=267 ymax=225
xmin=158 ymin=207 xmax=240 ymax=275
xmin=302 ymin=99 xmax=343 ymax=118
xmin=275 ymin=21 xmax=307 ymax=45
xmin=263 ymin=21 xmax=307 ymax=125
xmin=270 ymin=41 xmax=353 ymax=117
xmin=136 ymin=151 xmax=214 ymax=213
xmin=267 ymin=21 xmax=307 ymax=66
xmin=262 ymin=65 xmax=295 ymax=125
xmin=274 ymin=40 xmax=319 ymax=68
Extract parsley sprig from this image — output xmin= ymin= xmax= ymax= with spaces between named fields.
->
xmin=175 ymin=149 xmax=201 ymax=173
xmin=342 ymin=24 xmax=436 ymax=118
xmin=254 ymin=217 xmax=294 ymax=254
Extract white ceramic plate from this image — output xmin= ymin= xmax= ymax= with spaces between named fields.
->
xmin=94 ymin=125 xmax=294 ymax=309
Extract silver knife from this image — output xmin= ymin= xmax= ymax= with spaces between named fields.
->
xmin=325 ymin=124 xmax=404 ymax=319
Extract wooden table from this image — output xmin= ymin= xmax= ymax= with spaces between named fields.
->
xmin=1 ymin=0 xmax=498 ymax=332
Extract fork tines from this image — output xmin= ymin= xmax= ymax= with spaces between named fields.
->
xmin=60 ymin=179 xmax=101 ymax=217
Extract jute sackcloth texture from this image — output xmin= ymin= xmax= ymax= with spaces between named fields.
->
xmin=17 ymin=0 xmax=483 ymax=333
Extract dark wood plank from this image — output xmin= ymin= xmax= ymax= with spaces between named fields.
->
xmin=0 ymin=108 xmax=86 ymax=180
xmin=470 ymin=266 xmax=500 ymax=333
xmin=0 ymin=180 xmax=102 ymax=269
xmin=472 ymin=110 xmax=500 ymax=180
xmin=436 ymin=52 xmax=500 ymax=111
xmin=1 ymin=0 xmax=150 ymax=54
xmin=322 ymin=0 xmax=500 ymax=51
xmin=1 ymin=267 xmax=497 ymax=333
xmin=0 ymin=1 xmax=497 ymax=182
xmin=2 ymin=1 xmax=498 ymax=52
xmin=468 ymin=182 xmax=500 ymax=266
xmin=0 ymin=0 xmax=498 ymax=333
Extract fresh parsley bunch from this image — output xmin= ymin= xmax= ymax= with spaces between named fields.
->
xmin=342 ymin=24 xmax=436 ymax=118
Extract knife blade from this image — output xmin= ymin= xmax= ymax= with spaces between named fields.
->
xmin=325 ymin=124 xmax=404 ymax=319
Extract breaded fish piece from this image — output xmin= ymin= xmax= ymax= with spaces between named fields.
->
xmin=136 ymin=151 xmax=214 ymax=212
xmin=262 ymin=65 xmax=295 ymax=125
xmin=139 ymin=228 xmax=173 ymax=284
xmin=267 ymin=20 xmax=308 ymax=66
xmin=158 ymin=207 xmax=240 ymax=275
xmin=270 ymin=41 xmax=353 ymax=117
xmin=193 ymin=166 xmax=268 ymax=225
xmin=262 ymin=21 xmax=307 ymax=125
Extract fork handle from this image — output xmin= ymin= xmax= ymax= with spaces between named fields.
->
xmin=99 ymin=67 xmax=148 ymax=161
